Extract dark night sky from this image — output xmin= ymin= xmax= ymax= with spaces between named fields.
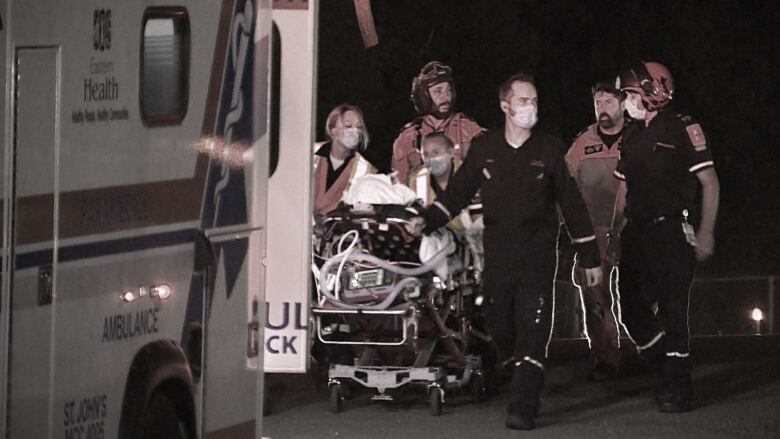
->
xmin=315 ymin=0 xmax=780 ymax=276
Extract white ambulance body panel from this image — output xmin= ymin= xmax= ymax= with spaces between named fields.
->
xmin=264 ymin=0 xmax=317 ymax=373
xmin=1 ymin=0 xmax=272 ymax=437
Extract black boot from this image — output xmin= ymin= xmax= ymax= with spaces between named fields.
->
xmin=505 ymin=362 xmax=544 ymax=430
xmin=655 ymin=356 xmax=693 ymax=413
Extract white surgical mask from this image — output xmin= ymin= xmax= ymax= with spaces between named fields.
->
xmin=339 ymin=127 xmax=361 ymax=150
xmin=510 ymin=104 xmax=538 ymax=129
xmin=624 ymin=98 xmax=647 ymax=120
xmin=425 ymin=155 xmax=451 ymax=177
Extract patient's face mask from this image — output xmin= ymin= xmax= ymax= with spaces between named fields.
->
xmin=425 ymin=154 xmax=451 ymax=177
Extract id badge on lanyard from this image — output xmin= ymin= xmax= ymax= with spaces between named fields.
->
xmin=682 ymin=209 xmax=697 ymax=247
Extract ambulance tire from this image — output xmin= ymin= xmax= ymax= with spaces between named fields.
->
xmin=141 ymin=392 xmax=190 ymax=439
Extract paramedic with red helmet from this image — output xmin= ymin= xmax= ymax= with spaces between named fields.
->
xmin=614 ymin=61 xmax=720 ymax=413
xmin=391 ymin=61 xmax=484 ymax=183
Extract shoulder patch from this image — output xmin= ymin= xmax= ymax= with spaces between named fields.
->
xmin=584 ymin=144 xmax=604 ymax=155
xmin=685 ymin=123 xmax=707 ymax=150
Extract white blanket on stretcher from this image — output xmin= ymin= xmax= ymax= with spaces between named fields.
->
xmin=341 ymin=173 xmax=460 ymax=279
xmin=342 ymin=174 xmax=418 ymax=206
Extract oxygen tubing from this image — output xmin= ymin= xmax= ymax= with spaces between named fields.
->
xmin=317 ymin=234 xmax=450 ymax=310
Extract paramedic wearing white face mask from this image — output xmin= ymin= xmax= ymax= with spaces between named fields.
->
xmin=623 ymin=90 xmax=647 ymax=120
xmin=408 ymin=73 xmax=602 ymax=431
xmin=312 ymin=104 xmax=376 ymax=216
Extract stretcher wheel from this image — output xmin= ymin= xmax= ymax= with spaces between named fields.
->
xmin=429 ymin=388 xmax=443 ymax=416
xmin=470 ymin=373 xmax=484 ymax=403
xmin=329 ymin=384 xmax=343 ymax=413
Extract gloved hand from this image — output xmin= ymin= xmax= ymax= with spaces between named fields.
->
xmin=405 ymin=216 xmax=425 ymax=237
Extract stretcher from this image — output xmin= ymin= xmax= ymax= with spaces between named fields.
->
xmin=311 ymin=200 xmax=491 ymax=415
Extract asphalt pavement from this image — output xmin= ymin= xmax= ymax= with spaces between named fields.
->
xmin=262 ymin=336 xmax=780 ymax=439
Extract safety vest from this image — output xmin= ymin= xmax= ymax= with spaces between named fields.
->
xmin=313 ymin=152 xmax=376 ymax=215
xmin=408 ymin=159 xmax=467 ymax=231
xmin=566 ymin=123 xmax=622 ymax=229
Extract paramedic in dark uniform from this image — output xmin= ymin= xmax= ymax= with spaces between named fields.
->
xmin=566 ymin=82 xmax=627 ymax=381
xmin=614 ymin=61 xmax=720 ymax=413
xmin=408 ymin=73 xmax=602 ymax=431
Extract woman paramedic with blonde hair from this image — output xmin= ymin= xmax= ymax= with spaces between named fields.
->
xmin=313 ymin=104 xmax=376 ymax=216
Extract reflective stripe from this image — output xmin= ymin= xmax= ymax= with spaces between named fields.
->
xmin=613 ymin=170 xmax=626 ymax=180
xmin=514 ymin=356 xmax=544 ymax=370
xmin=571 ymin=253 xmax=592 ymax=349
xmin=544 ymin=225 xmax=562 ymax=359
xmin=689 ymin=160 xmax=714 ymax=173
xmin=433 ymin=201 xmax=451 ymax=219
xmin=637 ymin=331 xmax=665 ymax=351
xmin=353 ymin=156 xmax=370 ymax=179
xmin=415 ymin=169 xmax=430 ymax=204
xmin=468 ymin=203 xmax=482 ymax=210
xmin=572 ymin=234 xmax=596 ymax=244
xmin=343 ymin=154 xmax=374 ymax=196
xmin=666 ymin=351 xmax=690 ymax=358
xmin=607 ymin=265 xmax=622 ymax=349
xmin=614 ymin=266 xmax=639 ymax=347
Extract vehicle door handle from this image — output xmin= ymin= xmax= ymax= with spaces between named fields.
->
xmin=38 ymin=265 xmax=53 ymax=306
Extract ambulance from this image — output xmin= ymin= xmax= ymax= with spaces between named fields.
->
xmin=1 ymin=0 xmax=272 ymax=437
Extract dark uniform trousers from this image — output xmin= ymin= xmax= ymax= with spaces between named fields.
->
xmin=482 ymin=247 xmax=556 ymax=412
xmin=619 ymin=217 xmax=696 ymax=389
xmin=485 ymin=248 xmax=556 ymax=365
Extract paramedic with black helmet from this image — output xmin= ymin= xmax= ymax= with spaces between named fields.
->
xmin=408 ymin=73 xmax=602 ymax=431
xmin=614 ymin=61 xmax=720 ymax=413
xmin=391 ymin=61 xmax=484 ymax=183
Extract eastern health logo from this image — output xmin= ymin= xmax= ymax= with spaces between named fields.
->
xmin=93 ymin=9 xmax=111 ymax=51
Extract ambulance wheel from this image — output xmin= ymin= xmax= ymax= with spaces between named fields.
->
xmin=329 ymin=384 xmax=343 ymax=413
xmin=470 ymin=373 xmax=484 ymax=403
xmin=141 ymin=392 xmax=190 ymax=439
xmin=429 ymin=388 xmax=443 ymax=416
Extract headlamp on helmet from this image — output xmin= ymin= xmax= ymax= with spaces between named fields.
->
xmin=410 ymin=61 xmax=457 ymax=115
